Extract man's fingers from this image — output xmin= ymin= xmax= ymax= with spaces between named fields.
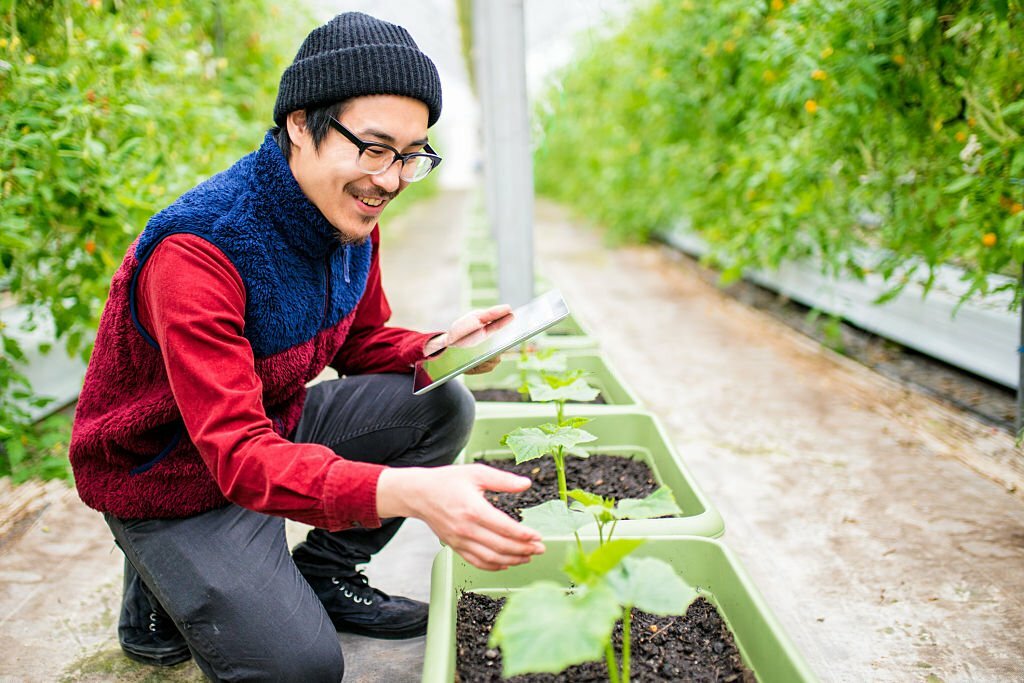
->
xmin=476 ymin=304 xmax=512 ymax=323
xmin=464 ymin=356 xmax=501 ymax=375
xmin=455 ymin=537 xmax=539 ymax=570
xmin=472 ymin=464 xmax=533 ymax=494
xmin=470 ymin=500 xmax=546 ymax=553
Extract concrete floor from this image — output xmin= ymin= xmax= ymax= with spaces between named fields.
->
xmin=2 ymin=190 xmax=1023 ymax=682
xmin=531 ymin=200 xmax=1024 ymax=683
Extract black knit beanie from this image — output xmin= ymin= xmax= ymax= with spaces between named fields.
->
xmin=273 ymin=12 xmax=442 ymax=128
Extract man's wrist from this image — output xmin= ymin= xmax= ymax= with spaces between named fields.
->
xmin=422 ymin=333 xmax=447 ymax=358
xmin=376 ymin=467 xmax=421 ymax=519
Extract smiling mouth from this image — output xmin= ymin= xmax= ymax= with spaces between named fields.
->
xmin=357 ymin=196 xmax=385 ymax=207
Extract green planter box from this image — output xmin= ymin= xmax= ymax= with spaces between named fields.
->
xmin=463 ymin=352 xmax=640 ymax=406
xmin=464 ymin=237 xmax=495 ymax=270
xmin=459 ymin=408 xmax=723 ymax=538
xmin=423 ymin=537 xmax=815 ymax=683
xmin=466 ymin=261 xmax=497 ymax=289
xmin=466 ymin=286 xmax=499 ymax=309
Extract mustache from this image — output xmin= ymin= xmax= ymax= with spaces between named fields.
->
xmin=344 ymin=182 xmax=397 ymax=202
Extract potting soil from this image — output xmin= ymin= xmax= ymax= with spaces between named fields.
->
xmin=482 ymin=455 xmax=658 ymax=519
xmin=470 ymin=389 xmax=608 ymax=404
xmin=456 ymin=592 xmax=757 ymax=682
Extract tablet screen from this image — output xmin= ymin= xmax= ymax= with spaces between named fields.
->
xmin=412 ymin=289 xmax=570 ymax=395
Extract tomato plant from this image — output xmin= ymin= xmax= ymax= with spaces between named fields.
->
xmin=535 ymin=0 xmax=1024 ymax=308
xmin=0 ymin=0 xmax=305 ymax=478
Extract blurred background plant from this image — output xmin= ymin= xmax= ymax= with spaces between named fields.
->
xmin=0 ymin=0 xmax=305 ymax=480
xmin=535 ymin=0 xmax=1023 ymax=306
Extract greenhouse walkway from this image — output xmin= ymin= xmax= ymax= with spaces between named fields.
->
xmin=2 ymin=189 xmax=1023 ymax=682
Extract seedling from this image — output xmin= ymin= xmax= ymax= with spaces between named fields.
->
xmin=490 ymin=487 xmax=691 ymax=682
xmin=527 ymin=370 xmax=600 ymax=426
xmin=515 ymin=347 xmax=568 ymax=397
xmin=500 ymin=418 xmax=596 ymax=503
xmin=514 ymin=346 xmax=600 ymax=421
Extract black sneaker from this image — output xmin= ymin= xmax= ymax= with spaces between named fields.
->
xmin=305 ymin=569 xmax=429 ymax=639
xmin=119 ymin=609 xmax=191 ymax=667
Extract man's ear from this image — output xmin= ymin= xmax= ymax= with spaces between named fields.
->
xmin=286 ymin=110 xmax=309 ymax=149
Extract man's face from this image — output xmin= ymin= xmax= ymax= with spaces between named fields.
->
xmin=286 ymin=95 xmax=430 ymax=243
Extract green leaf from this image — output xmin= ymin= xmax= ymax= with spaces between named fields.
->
xmin=528 ymin=377 xmax=600 ymax=403
xmin=908 ymin=16 xmax=926 ymax=42
xmin=567 ymin=489 xmax=608 ymax=508
xmin=490 ymin=582 xmax=621 ymax=677
xmin=988 ymin=0 xmax=1008 ymax=20
xmin=517 ymin=352 xmax=568 ymax=374
xmin=604 ymin=556 xmax=697 ymax=615
xmin=501 ymin=426 xmax=597 ymax=464
xmin=520 ymin=500 xmax=590 ymax=537
xmin=943 ymin=175 xmax=975 ymax=194
xmin=613 ymin=486 xmax=682 ymax=520
xmin=563 ymin=538 xmax=644 ymax=584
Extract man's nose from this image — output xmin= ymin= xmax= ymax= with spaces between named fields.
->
xmin=370 ymin=161 xmax=403 ymax=193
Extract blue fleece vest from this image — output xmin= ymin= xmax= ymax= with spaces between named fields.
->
xmin=131 ymin=132 xmax=373 ymax=358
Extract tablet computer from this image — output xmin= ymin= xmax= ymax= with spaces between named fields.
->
xmin=412 ymin=289 xmax=570 ymax=395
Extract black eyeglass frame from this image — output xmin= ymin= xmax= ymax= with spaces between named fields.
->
xmin=327 ymin=115 xmax=442 ymax=182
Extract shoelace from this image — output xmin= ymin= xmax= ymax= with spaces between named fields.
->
xmin=330 ymin=570 xmax=389 ymax=607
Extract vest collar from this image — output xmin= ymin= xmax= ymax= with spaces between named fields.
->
xmin=253 ymin=131 xmax=342 ymax=259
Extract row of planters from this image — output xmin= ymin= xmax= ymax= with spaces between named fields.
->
xmin=420 ymin=217 xmax=815 ymax=681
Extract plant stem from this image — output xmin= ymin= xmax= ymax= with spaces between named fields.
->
xmin=607 ymin=519 xmax=618 ymax=544
xmin=604 ymin=642 xmax=621 ymax=683
xmin=556 ymin=399 xmax=564 ymax=426
xmin=622 ymin=606 xmax=632 ymax=683
xmin=554 ymin=447 xmax=568 ymax=503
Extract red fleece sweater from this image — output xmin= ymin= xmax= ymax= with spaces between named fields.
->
xmin=133 ymin=231 xmax=434 ymax=530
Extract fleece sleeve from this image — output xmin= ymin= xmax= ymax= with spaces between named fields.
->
xmin=330 ymin=225 xmax=440 ymax=375
xmin=136 ymin=233 xmax=384 ymax=531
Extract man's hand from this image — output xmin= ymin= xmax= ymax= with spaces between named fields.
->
xmin=422 ymin=304 xmax=513 ymax=375
xmin=376 ymin=463 xmax=545 ymax=571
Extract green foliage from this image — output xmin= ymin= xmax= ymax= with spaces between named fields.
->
xmin=489 ymin=537 xmax=695 ymax=680
xmin=527 ymin=373 xmax=601 ymax=404
xmin=501 ymin=423 xmax=597 ymax=464
xmin=0 ymin=413 xmax=73 ymax=482
xmin=454 ymin=0 xmax=475 ymax=91
xmin=535 ymin=0 xmax=1024 ymax=310
xmin=517 ymin=347 xmax=568 ymax=374
xmin=491 ymin=579 xmax=622 ymax=677
xmin=501 ymin=420 xmax=595 ymax=502
xmin=0 ymin=0 xmax=306 ymax=479
xmin=520 ymin=486 xmax=682 ymax=541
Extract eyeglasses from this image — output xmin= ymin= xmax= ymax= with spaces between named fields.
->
xmin=327 ymin=116 xmax=442 ymax=182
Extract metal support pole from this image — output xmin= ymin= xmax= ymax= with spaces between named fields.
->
xmin=1018 ymin=264 xmax=1023 ymax=438
xmin=473 ymin=0 xmax=535 ymax=307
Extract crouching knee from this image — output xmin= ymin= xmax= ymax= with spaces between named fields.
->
xmin=424 ymin=379 xmax=475 ymax=462
xmin=270 ymin=635 xmax=343 ymax=683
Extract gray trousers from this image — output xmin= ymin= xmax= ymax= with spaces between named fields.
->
xmin=106 ymin=374 xmax=474 ymax=681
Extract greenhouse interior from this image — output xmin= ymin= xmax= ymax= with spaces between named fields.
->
xmin=1 ymin=1 xmax=1022 ymax=682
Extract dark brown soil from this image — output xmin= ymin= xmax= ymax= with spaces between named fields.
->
xmin=471 ymin=389 xmax=608 ymax=404
xmin=456 ymin=592 xmax=757 ymax=682
xmin=480 ymin=455 xmax=659 ymax=520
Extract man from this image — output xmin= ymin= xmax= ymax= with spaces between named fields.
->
xmin=68 ymin=12 xmax=544 ymax=681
